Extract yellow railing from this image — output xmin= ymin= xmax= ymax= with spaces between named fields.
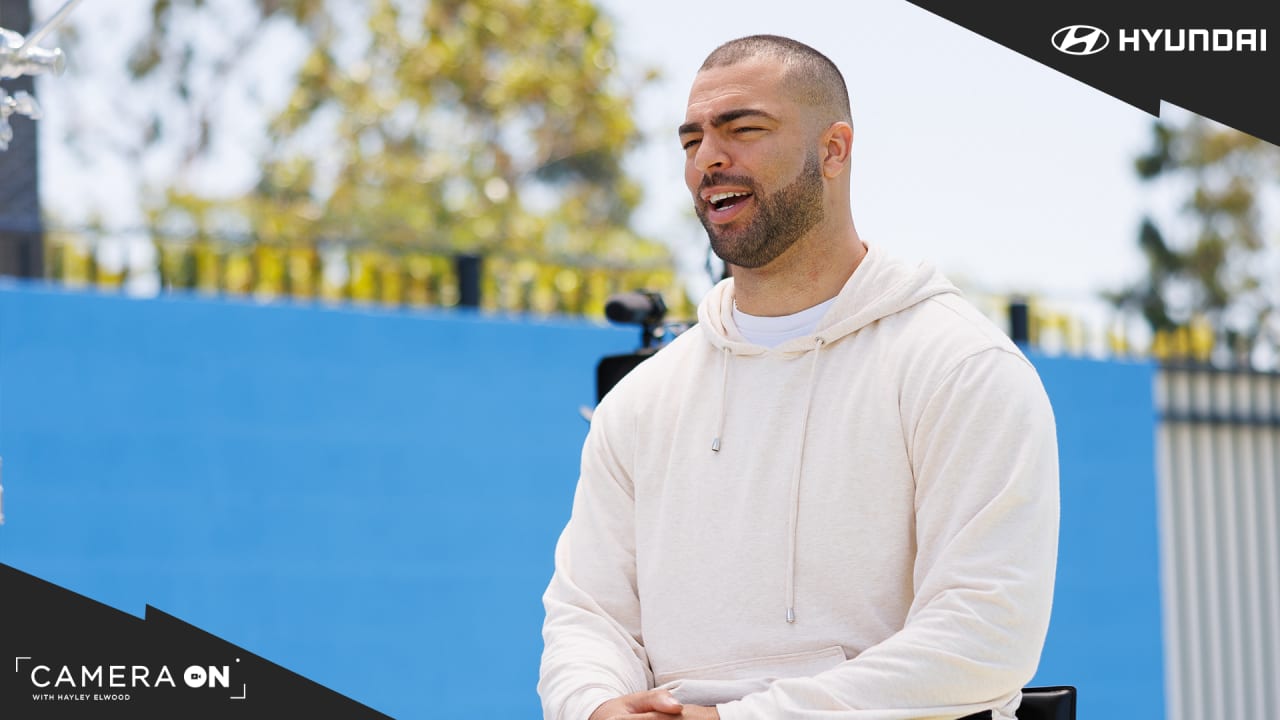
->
xmin=43 ymin=232 xmax=695 ymax=322
xmin=41 ymin=231 xmax=1264 ymax=366
xmin=965 ymin=291 xmax=1242 ymax=366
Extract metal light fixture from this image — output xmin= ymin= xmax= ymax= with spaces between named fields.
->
xmin=0 ymin=0 xmax=83 ymax=150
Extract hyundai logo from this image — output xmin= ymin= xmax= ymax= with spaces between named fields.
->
xmin=1052 ymin=25 xmax=1110 ymax=55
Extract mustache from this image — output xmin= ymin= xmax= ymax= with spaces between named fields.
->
xmin=698 ymin=173 xmax=758 ymax=193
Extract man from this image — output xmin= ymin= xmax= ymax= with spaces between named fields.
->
xmin=539 ymin=35 xmax=1058 ymax=720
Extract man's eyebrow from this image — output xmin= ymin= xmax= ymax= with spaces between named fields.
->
xmin=678 ymin=108 xmax=779 ymax=137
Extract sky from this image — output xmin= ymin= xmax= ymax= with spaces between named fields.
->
xmin=26 ymin=0 xmax=1181 ymax=350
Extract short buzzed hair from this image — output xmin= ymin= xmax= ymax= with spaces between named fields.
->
xmin=700 ymin=35 xmax=852 ymax=125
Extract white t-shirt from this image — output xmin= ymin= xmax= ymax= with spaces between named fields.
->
xmin=732 ymin=297 xmax=837 ymax=348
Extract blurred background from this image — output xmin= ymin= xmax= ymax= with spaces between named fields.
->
xmin=1 ymin=1 xmax=1277 ymax=719
xmin=6 ymin=0 xmax=1277 ymax=362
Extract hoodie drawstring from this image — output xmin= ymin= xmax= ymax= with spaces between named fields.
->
xmin=711 ymin=346 xmax=730 ymax=452
xmin=785 ymin=336 xmax=825 ymax=623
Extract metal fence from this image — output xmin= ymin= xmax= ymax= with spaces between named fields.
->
xmin=1156 ymin=365 xmax=1280 ymax=720
xmin=39 ymin=229 xmax=695 ymax=321
xmin=23 ymin=228 xmax=1280 ymax=373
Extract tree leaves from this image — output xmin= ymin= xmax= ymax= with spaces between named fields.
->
xmin=115 ymin=0 xmax=672 ymax=301
xmin=1114 ymin=115 xmax=1279 ymax=365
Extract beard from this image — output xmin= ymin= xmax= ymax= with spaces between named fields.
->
xmin=696 ymin=151 xmax=825 ymax=269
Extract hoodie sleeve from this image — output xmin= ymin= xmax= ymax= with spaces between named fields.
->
xmin=539 ymin=397 xmax=653 ymax=720
xmin=717 ymin=347 xmax=1059 ymax=720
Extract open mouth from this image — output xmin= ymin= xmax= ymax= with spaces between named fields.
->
xmin=709 ymin=190 xmax=753 ymax=211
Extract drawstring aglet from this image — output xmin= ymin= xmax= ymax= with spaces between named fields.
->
xmin=711 ymin=437 xmax=721 ymax=452
xmin=786 ymin=607 xmax=796 ymax=623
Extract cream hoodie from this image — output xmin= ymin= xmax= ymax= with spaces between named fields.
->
xmin=539 ymin=243 xmax=1059 ymax=720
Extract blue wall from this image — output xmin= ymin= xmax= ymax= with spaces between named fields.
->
xmin=0 ymin=284 xmax=1162 ymax=719
xmin=1031 ymin=355 xmax=1163 ymax=719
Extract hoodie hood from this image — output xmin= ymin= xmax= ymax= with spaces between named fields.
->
xmin=697 ymin=242 xmax=961 ymax=354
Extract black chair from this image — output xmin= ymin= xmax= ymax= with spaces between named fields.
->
xmin=960 ymin=686 xmax=1076 ymax=720
xmin=1017 ymin=686 xmax=1076 ymax=720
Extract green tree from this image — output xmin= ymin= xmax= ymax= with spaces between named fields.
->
xmin=90 ymin=0 xmax=673 ymax=292
xmin=1111 ymin=113 xmax=1280 ymax=363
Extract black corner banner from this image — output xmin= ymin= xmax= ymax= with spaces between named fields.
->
xmin=0 ymin=564 xmax=392 ymax=719
xmin=903 ymin=0 xmax=1280 ymax=147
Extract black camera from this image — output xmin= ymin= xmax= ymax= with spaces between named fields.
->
xmin=591 ymin=289 xmax=694 ymax=408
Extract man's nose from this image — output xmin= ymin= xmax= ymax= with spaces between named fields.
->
xmin=693 ymin=134 xmax=730 ymax=175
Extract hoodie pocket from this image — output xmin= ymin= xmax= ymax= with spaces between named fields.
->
xmin=654 ymin=646 xmax=847 ymax=705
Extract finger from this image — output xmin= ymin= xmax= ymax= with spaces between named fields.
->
xmin=632 ymin=689 xmax=682 ymax=714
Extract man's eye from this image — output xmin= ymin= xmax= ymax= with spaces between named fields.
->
xmin=682 ymin=138 xmax=701 ymax=150
xmin=734 ymin=126 xmax=762 ymax=134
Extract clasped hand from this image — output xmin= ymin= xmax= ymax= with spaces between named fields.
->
xmin=589 ymin=689 xmax=720 ymax=720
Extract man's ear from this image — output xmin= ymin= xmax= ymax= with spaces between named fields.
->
xmin=820 ymin=122 xmax=853 ymax=178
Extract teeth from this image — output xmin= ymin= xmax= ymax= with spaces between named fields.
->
xmin=709 ymin=191 xmax=749 ymax=204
